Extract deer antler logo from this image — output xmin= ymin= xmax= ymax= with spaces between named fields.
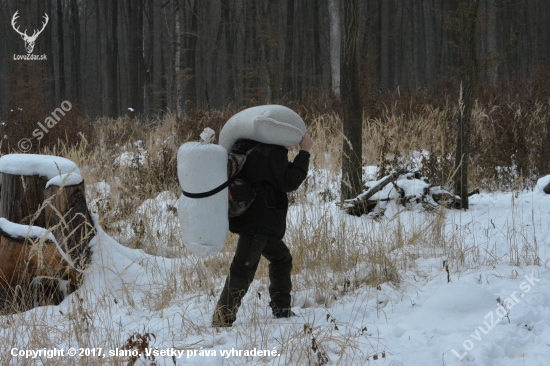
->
xmin=11 ymin=11 xmax=49 ymax=54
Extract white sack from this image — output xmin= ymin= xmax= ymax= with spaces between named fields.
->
xmin=219 ymin=105 xmax=306 ymax=152
xmin=177 ymin=141 xmax=228 ymax=256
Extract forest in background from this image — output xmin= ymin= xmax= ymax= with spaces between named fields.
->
xmin=0 ymin=0 xmax=549 ymax=117
xmin=0 ymin=0 xmax=549 ymax=191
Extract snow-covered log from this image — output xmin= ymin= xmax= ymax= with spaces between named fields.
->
xmin=535 ymin=175 xmax=550 ymax=194
xmin=339 ymin=169 xmax=405 ymax=216
xmin=340 ymin=169 xmax=480 ymax=217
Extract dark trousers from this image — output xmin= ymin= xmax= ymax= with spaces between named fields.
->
xmin=217 ymin=234 xmax=293 ymax=315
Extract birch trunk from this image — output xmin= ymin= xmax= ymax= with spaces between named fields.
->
xmin=328 ymin=0 xmax=341 ymax=98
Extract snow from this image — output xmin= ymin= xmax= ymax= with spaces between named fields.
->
xmin=0 ymin=154 xmax=80 ymax=179
xmin=0 ymin=217 xmax=56 ymax=243
xmin=536 ymin=174 xmax=550 ymax=193
xmin=45 ymin=172 xmax=83 ymax=189
xmin=1 ymin=167 xmax=549 ymax=365
xmin=113 ymin=142 xmax=149 ymax=167
xmin=0 ymin=218 xmax=81 ymax=273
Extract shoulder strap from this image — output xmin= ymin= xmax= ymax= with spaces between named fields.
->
xmin=228 ymin=143 xmax=260 ymax=178
xmin=182 ymin=178 xmax=234 ymax=199
xmin=182 ymin=143 xmax=260 ymax=199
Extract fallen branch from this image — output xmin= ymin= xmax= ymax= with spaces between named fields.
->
xmin=338 ymin=169 xmax=406 ymax=216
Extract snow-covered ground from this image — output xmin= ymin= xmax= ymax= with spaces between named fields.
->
xmin=1 ymin=171 xmax=549 ymax=365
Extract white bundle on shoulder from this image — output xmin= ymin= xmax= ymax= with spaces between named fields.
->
xmin=219 ymin=105 xmax=306 ymax=152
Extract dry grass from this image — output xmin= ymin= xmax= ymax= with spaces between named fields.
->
xmin=0 ymin=97 xmax=546 ymax=365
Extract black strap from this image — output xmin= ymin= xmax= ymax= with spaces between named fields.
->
xmin=182 ymin=142 xmax=259 ymax=199
xmin=182 ymin=176 xmax=235 ymax=199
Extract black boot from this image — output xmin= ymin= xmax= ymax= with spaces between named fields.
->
xmin=272 ymin=308 xmax=297 ymax=319
xmin=211 ymin=305 xmax=236 ymax=327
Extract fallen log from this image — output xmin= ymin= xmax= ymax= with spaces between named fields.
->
xmin=339 ymin=169 xmax=406 ymax=216
xmin=340 ymin=167 xmax=482 ymax=216
xmin=431 ymin=187 xmax=480 ymax=209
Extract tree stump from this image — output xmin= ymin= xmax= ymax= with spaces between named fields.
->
xmin=0 ymin=173 xmax=49 ymax=228
xmin=44 ymin=173 xmax=95 ymax=273
xmin=0 ymin=220 xmax=74 ymax=313
xmin=0 ymin=154 xmax=94 ymax=313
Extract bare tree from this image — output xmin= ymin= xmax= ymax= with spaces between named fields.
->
xmin=486 ymin=0 xmax=497 ymax=85
xmin=56 ymin=0 xmax=66 ymax=99
xmin=1 ymin=0 xmax=550 ymax=118
xmin=174 ymin=0 xmax=182 ymax=117
xmin=282 ymin=0 xmax=294 ymax=96
xmin=186 ymin=0 xmax=198 ymax=106
xmin=328 ymin=0 xmax=340 ymax=97
xmin=69 ymin=0 xmax=81 ymax=102
xmin=379 ymin=0 xmax=389 ymax=91
xmin=105 ymin=0 xmax=119 ymax=117
xmin=127 ymin=0 xmax=144 ymax=113
xmin=454 ymin=0 xmax=480 ymax=209
xmin=340 ymin=0 xmax=362 ymax=200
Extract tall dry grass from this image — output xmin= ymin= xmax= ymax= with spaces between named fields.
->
xmin=0 ymin=92 xmax=547 ymax=364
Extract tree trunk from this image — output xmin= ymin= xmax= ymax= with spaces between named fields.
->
xmin=453 ymin=0 xmax=479 ymax=209
xmin=0 ymin=155 xmax=94 ymax=313
xmin=282 ymin=0 xmax=295 ymax=96
xmin=486 ymin=0 xmax=497 ymax=85
xmin=145 ymin=0 xmax=155 ymax=114
xmin=379 ymin=0 xmax=389 ymax=91
xmin=96 ymin=0 xmax=104 ymax=115
xmin=43 ymin=0 xmax=56 ymax=99
xmin=106 ymin=0 xmax=119 ymax=118
xmin=0 ymin=228 xmax=69 ymax=313
xmin=56 ymin=0 xmax=66 ymax=99
xmin=313 ymin=0 xmax=322 ymax=87
xmin=69 ymin=0 xmax=82 ymax=102
xmin=186 ymin=0 xmax=199 ymax=107
xmin=328 ymin=0 xmax=341 ymax=97
xmin=340 ymin=0 xmax=363 ymax=201
xmin=44 ymin=181 xmax=94 ymax=272
xmin=174 ymin=0 xmax=182 ymax=117
xmin=0 ymin=173 xmax=48 ymax=228
xmin=222 ymin=0 xmax=236 ymax=103
xmin=127 ymin=0 xmax=144 ymax=114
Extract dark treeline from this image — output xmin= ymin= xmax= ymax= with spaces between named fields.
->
xmin=0 ymin=0 xmax=549 ymax=118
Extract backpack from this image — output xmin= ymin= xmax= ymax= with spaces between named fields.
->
xmin=227 ymin=144 xmax=259 ymax=217
xmin=180 ymin=142 xmax=259 ymax=218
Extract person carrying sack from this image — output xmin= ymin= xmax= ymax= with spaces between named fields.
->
xmin=212 ymin=134 xmax=314 ymax=327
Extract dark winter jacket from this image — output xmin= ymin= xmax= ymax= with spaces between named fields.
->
xmin=228 ymin=139 xmax=310 ymax=239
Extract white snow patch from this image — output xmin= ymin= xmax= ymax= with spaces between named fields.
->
xmin=0 ymin=154 xmax=80 ymax=179
xmin=536 ymin=175 xmax=550 ymax=193
xmin=0 ymin=218 xmax=56 ymax=242
xmin=45 ymin=172 xmax=83 ymax=189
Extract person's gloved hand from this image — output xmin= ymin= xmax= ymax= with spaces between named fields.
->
xmin=299 ymin=134 xmax=313 ymax=152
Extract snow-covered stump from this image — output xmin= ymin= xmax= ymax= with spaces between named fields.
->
xmin=0 ymin=171 xmax=49 ymax=227
xmin=0 ymin=154 xmax=93 ymax=313
xmin=0 ymin=219 xmax=73 ymax=313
